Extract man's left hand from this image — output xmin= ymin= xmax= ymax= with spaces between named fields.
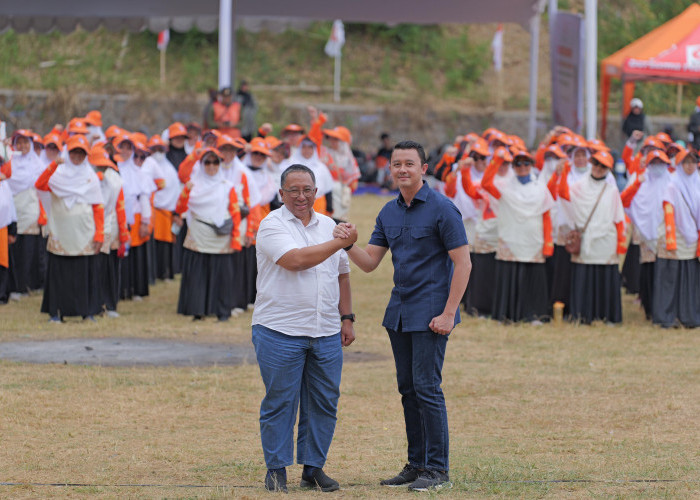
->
xmin=429 ymin=312 xmax=455 ymax=335
xmin=341 ymin=322 xmax=355 ymax=347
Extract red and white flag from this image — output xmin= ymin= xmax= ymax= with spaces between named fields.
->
xmin=324 ymin=20 xmax=345 ymax=58
xmin=157 ymin=29 xmax=170 ymax=52
xmin=491 ymin=24 xmax=503 ymax=72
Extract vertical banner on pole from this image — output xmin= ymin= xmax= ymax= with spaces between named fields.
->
xmin=491 ymin=24 xmax=504 ymax=109
xmin=157 ymin=28 xmax=169 ymax=87
xmin=325 ymin=20 xmax=345 ymax=102
xmin=550 ymin=12 xmax=584 ymax=133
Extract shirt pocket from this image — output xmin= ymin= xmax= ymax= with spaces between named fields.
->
xmin=385 ymin=226 xmax=402 ymax=244
xmin=411 ymin=225 xmax=437 ymax=254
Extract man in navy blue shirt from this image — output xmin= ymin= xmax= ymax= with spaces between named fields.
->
xmin=335 ymin=140 xmax=471 ymax=491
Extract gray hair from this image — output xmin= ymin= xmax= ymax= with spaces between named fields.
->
xmin=281 ymin=164 xmax=316 ymax=188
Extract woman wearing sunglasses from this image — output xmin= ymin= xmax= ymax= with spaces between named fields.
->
xmin=481 ymin=148 xmax=555 ymax=324
xmin=556 ymin=150 xmax=626 ymax=324
xmin=175 ymin=148 xmax=242 ymax=321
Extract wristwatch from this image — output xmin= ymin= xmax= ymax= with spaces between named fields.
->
xmin=340 ymin=313 xmax=356 ymax=323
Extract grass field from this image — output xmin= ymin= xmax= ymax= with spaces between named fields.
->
xmin=1 ymin=194 xmax=699 ymax=499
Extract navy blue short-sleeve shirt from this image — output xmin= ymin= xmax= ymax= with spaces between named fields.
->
xmin=369 ymin=182 xmax=468 ymax=332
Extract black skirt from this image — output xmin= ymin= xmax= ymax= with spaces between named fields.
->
xmin=243 ymin=245 xmax=257 ymax=306
xmin=0 ymin=265 xmax=9 ymax=304
xmin=621 ymin=243 xmax=640 ymax=294
xmin=177 ymin=248 xmax=235 ymax=319
xmin=120 ymin=244 xmax=150 ymax=299
xmin=652 ymin=258 xmax=700 ymax=328
xmin=154 ymin=240 xmax=175 ymax=281
xmin=639 ymin=261 xmax=655 ymax=320
xmin=41 ymin=253 xmax=102 ymax=318
xmin=146 ymin=237 xmax=156 ymax=285
xmin=9 ymin=233 xmax=45 ymax=292
xmin=99 ymin=250 xmax=121 ymax=312
xmin=231 ymin=249 xmax=248 ymax=309
xmin=568 ymin=263 xmax=622 ymax=324
xmin=549 ymin=245 xmax=571 ymax=314
xmin=172 ymin=220 xmax=187 ymax=275
xmin=492 ymin=260 xmax=550 ymax=323
xmin=463 ymin=252 xmax=496 ymax=317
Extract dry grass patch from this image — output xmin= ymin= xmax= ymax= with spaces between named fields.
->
xmin=1 ymin=194 xmax=700 ymax=498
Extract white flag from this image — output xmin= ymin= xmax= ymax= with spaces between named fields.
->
xmin=491 ymin=24 xmax=503 ymax=72
xmin=157 ymin=29 xmax=170 ymax=52
xmin=324 ymin=20 xmax=345 ymax=58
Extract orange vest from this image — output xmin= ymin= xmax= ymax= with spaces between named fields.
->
xmin=213 ymin=101 xmax=242 ymax=138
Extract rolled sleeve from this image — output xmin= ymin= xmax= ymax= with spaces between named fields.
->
xmin=438 ymin=201 xmax=469 ymax=250
xmin=257 ymin=216 xmax=298 ymax=264
xmin=368 ymin=212 xmax=389 ymax=247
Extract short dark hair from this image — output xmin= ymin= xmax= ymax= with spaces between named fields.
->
xmin=380 ymin=132 xmax=390 ymax=140
xmin=393 ymin=140 xmax=426 ymax=165
xmin=281 ymin=164 xmax=316 ymax=188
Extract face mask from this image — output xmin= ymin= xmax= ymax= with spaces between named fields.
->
xmin=647 ymin=163 xmax=666 ymax=179
xmin=152 ymin=152 xmax=165 ymax=162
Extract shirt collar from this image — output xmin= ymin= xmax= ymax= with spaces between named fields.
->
xmin=280 ymin=204 xmax=319 ymax=226
xmin=397 ymin=181 xmax=430 ymax=208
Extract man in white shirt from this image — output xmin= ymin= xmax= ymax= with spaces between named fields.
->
xmin=252 ymin=164 xmax=357 ymax=493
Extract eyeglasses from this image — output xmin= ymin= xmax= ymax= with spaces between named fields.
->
xmin=134 ymin=153 xmax=146 ymax=161
xmin=283 ymin=187 xmax=315 ymax=197
xmin=203 ymin=160 xmax=220 ymax=166
xmin=513 ymin=159 xmax=533 ymax=167
xmin=590 ymin=159 xmax=601 ymax=167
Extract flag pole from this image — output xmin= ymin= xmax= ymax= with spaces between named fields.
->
xmin=160 ymin=47 xmax=166 ymax=87
xmin=334 ymin=53 xmax=341 ymax=103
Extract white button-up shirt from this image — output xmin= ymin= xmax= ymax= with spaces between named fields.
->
xmin=252 ymin=205 xmax=350 ymax=337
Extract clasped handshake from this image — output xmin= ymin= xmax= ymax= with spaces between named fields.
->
xmin=333 ymin=222 xmax=357 ymax=245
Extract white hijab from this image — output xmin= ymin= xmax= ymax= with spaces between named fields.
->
xmin=187 ymin=160 xmax=233 ymax=227
xmin=119 ymin=152 xmax=155 ymax=225
xmin=151 ymin=152 xmax=182 ymax=212
xmin=7 ymin=140 xmax=44 ymax=195
xmin=48 ymin=150 xmax=104 ymax=209
xmin=627 ymin=163 xmax=671 ymax=242
xmin=216 ymin=156 xmax=262 ymax=207
xmin=287 ymin=147 xmax=334 ymax=197
xmin=0 ymin=170 xmax=17 ymax=228
xmin=663 ymin=168 xmax=700 ymax=245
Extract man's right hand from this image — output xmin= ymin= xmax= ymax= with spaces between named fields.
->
xmin=631 ymin=130 xmax=644 ymax=142
xmin=333 ymin=222 xmax=357 ymax=244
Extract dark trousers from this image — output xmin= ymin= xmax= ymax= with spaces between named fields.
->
xmin=387 ymin=327 xmax=449 ymax=472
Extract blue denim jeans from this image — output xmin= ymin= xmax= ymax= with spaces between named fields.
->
xmin=252 ymin=324 xmax=343 ymax=469
xmin=387 ymin=328 xmax=449 ymax=472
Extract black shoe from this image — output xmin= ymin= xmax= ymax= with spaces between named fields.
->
xmin=264 ymin=468 xmax=287 ymax=493
xmin=300 ymin=466 xmax=339 ymax=492
xmin=408 ymin=470 xmax=452 ymax=491
xmin=193 ymin=315 xmax=203 ymax=321
xmin=380 ymin=463 xmax=421 ymax=487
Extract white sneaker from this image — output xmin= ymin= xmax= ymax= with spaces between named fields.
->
xmin=233 ymin=308 xmax=244 ymax=314
xmin=132 ymin=295 xmax=143 ymax=302
xmin=530 ymin=320 xmax=544 ymax=326
xmin=9 ymin=292 xmax=24 ymax=301
xmin=105 ymin=310 xmax=120 ymax=318
xmin=247 ymin=303 xmax=255 ymax=310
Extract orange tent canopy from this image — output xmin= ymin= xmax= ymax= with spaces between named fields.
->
xmin=600 ymin=3 xmax=700 ymax=139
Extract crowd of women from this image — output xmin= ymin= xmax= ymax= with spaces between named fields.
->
xmin=0 ymin=106 xmax=360 ymax=322
xmin=1 ymin=105 xmax=698 ymax=328
xmin=433 ymin=126 xmax=700 ymax=327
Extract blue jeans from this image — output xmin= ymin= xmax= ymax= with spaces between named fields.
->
xmin=387 ymin=328 xmax=449 ymax=472
xmin=252 ymin=324 xmax=343 ymax=469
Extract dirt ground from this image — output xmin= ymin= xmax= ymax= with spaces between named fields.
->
xmin=1 ymin=194 xmax=699 ymax=499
